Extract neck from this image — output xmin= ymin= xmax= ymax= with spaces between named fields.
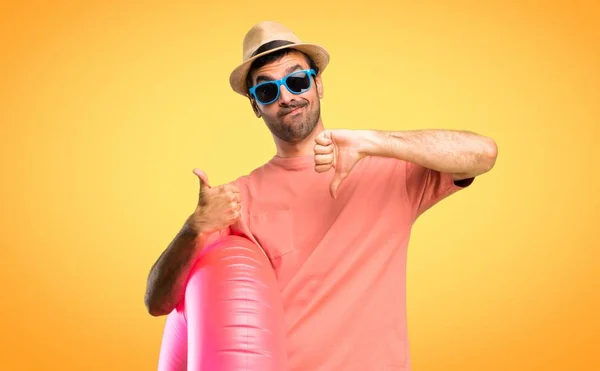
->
xmin=274 ymin=119 xmax=325 ymax=158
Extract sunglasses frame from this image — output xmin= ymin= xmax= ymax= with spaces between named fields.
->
xmin=248 ymin=69 xmax=317 ymax=105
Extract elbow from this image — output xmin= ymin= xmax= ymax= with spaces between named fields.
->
xmin=453 ymin=136 xmax=498 ymax=181
xmin=145 ymin=292 xmax=172 ymax=317
xmin=147 ymin=304 xmax=167 ymax=317
xmin=481 ymin=137 xmax=498 ymax=173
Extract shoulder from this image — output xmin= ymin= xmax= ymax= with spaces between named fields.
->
xmin=229 ymin=161 xmax=271 ymax=192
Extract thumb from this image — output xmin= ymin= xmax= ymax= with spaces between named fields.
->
xmin=315 ymin=129 xmax=333 ymax=146
xmin=329 ymin=170 xmax=348 ymax=199
xmin=193 ymin=168 xmax=211 ymax=188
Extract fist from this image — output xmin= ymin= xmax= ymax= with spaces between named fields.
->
xmin=314 ymin=129 xmax=366 ymax=199
xmin=187 ymin=168 xmax=241 ymax=234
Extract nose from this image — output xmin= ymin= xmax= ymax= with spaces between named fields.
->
xmin=277 ymin=82 xmax=295 ymax=105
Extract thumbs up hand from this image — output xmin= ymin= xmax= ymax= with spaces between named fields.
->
xmin=187 ymin=168 xmax=241 ymax=235
xmin=314 ymin=130 xmax=369 ymax=199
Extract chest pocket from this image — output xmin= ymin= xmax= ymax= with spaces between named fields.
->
xmin=249 ymin=209 xmax=296 ymax=275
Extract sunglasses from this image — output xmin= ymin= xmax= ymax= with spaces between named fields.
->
xmin=249 ymin=69 xmax=316 ymax=105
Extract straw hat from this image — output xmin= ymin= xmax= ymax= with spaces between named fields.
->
xmin=229 ymin=21 xmax=330 ymax=96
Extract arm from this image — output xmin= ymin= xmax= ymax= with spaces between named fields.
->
xmin=362 ymin=129 xmax=498 ymax=180
xmin=144 ymin=218 xmax=208 ymax=317
xmin=144 ymin=169 xmax=241 ymax=316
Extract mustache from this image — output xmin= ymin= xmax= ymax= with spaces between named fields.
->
xmin=278 ymin=101 xmax=307 ymax=117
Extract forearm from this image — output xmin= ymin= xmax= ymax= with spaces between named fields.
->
xmin=362 ymin=129 xmax=498 ymax=179
xmin=144 ymin=219 xmax=206 ymax=316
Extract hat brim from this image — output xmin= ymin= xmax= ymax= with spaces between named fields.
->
xmin=229 ymin=43 xmax=330 ymax=97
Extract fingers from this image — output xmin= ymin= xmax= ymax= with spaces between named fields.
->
xmin=314 ymin=141 xmax=334 ymax=173
xmin=225 ymin=187 xmax=242 ymax=208
xmin=194 ymin=169 xmax=243 ymax=210
xmin=222 ymin=184 xmax=242 ymax=215
xmin=314 ymin=144 xmax=332 ymax=155
xmin=223 ymin=183 xmax=240 ymax=194
xmin=221 ymin=184 xmax=241 ymax=202
xmin=314 ymin=153 xmax=334 ymax=164
xmin=229 ymin=201 xmax=242 ymax=211
xmin=315 ymin=164 xmax=331 ymax=173
xmin=315 ymin=130 xmax=333 ymax=146
xmin=230 ymin=192 xmax=242 ymax=203
xmin=314 ymin=154 xmax=334 ymax=174
xmin=230 ymin=209 xmax=242 ymax=222
xmin=228 ymin=200 xmax=242 ymax=222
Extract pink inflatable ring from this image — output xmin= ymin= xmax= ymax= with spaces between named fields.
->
xmin=157 ymin=235 xmax=287 ymax=370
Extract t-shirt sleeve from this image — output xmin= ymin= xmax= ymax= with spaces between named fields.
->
xmin=403 ymin=160 xmax=474 ymax=219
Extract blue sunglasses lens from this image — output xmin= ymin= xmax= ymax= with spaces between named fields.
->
xmin=286 ymin=71 xmax=311 ymax=92
xmin=254 ymin=71 xmax=312 ymax=104
xmin=255 ymin=83 xmax=279 ymax=103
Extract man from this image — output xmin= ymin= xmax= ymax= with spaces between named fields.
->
xmin=145 ymin=20 xmax=498 ymax=370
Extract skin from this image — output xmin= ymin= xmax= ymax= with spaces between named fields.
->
xmin=248 ymin=52 xmax=325 ymax=157
xmin=144 ymin=169 xmax=242 ymax=316
xmin=247 ymin=50 xmax=497 ymax=198
xmin=144 ymin=49 xmax=498 ymax=316
xmin=314 ymin=128 xmax=498 ymax=198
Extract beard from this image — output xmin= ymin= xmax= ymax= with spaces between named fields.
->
xmin=264 ymin=99 xmax=321 ymax=144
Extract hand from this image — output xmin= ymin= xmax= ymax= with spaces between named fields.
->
xmin=314 ymin=129 xmax=368 ymax=199
xmin=187 ymin=169 xmax=242 ymax=235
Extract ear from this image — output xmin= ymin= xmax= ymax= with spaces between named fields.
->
xmin=248 ymin=96 xmax=262 ymax=118
xmin=315 ymin=74 xmax=324 ymax=99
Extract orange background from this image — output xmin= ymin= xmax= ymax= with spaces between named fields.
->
xmin=1 ymin=0 xmax=598 ymax=370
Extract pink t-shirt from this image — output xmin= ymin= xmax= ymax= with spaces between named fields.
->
xmin=226 ymin=154 xmax=472 ymax=370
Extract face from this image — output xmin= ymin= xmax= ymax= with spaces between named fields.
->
xmin=248 ymin=51 xmax=324 ymax=144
